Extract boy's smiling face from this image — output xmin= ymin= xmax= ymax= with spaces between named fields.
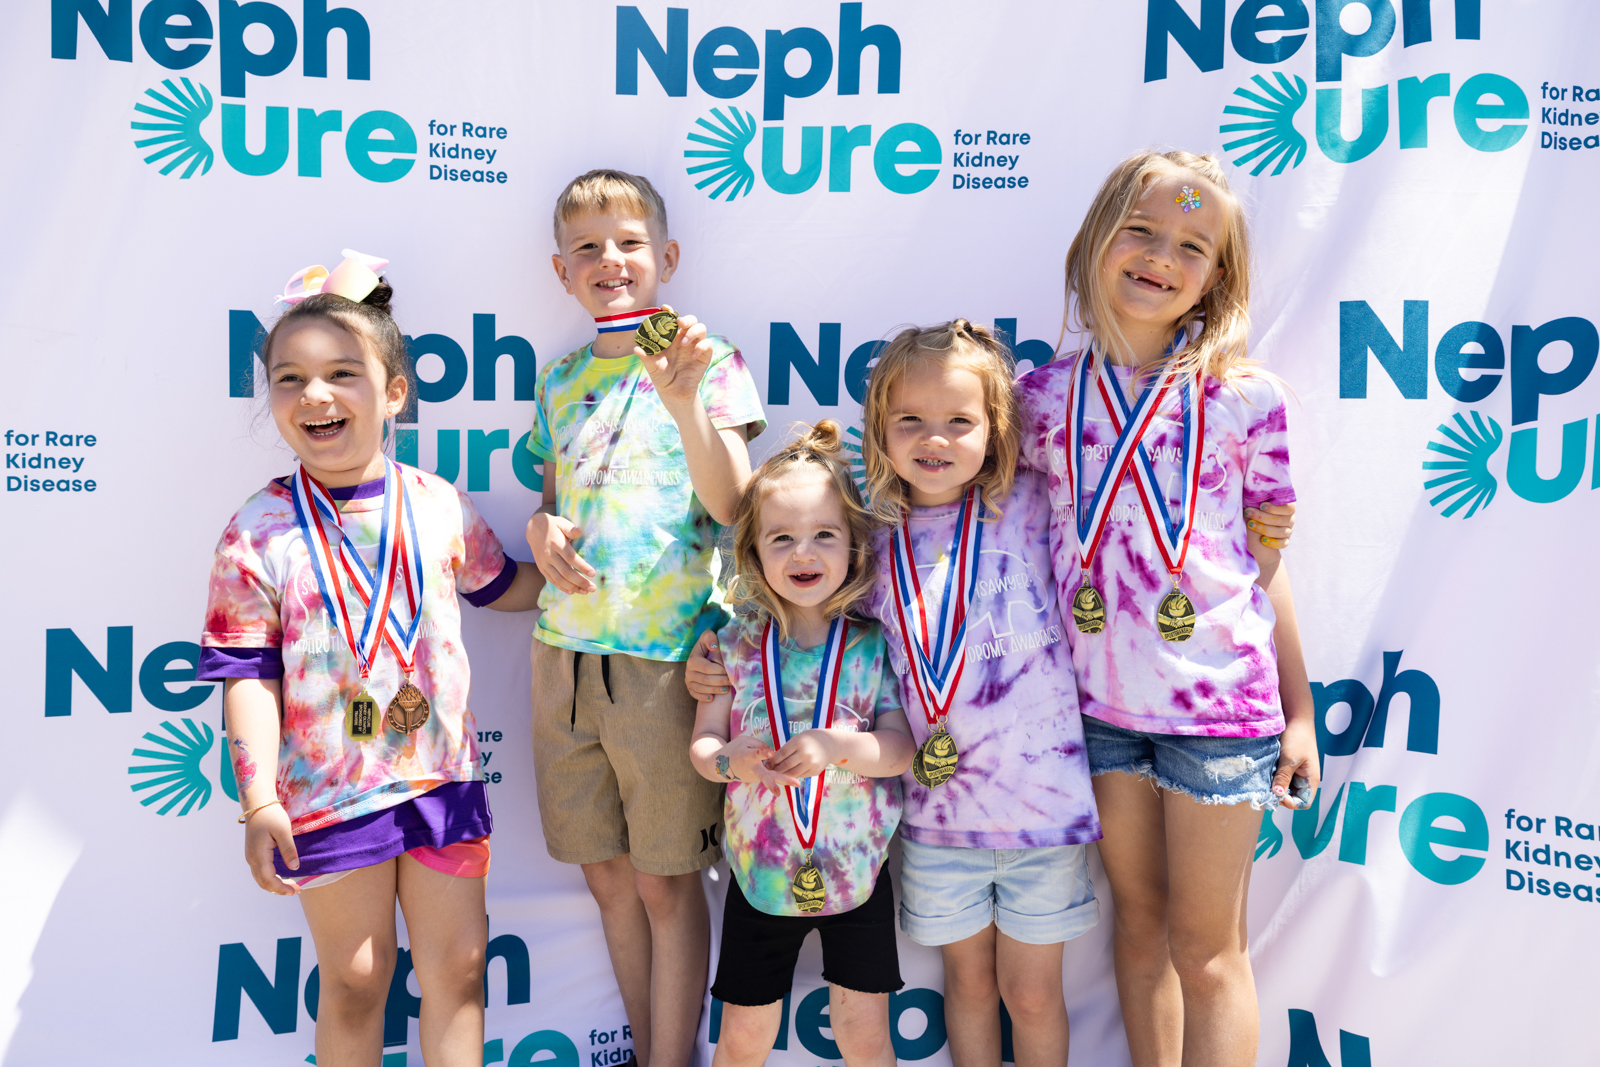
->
xmin=552 ymin=211 xmax=679 ymax=324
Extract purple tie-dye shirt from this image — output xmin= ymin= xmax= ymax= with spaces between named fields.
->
xmin=863 ymin=471 xmax=1100 ymax=849
xmin=199 ymin=469 xmax=509 ymax=832
xmin=1016 ymin=353 xmax=1297 ymax=738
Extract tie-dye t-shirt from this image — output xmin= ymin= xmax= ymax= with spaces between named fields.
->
xmin=527 ymin=336 xmax=766 ymax=661
xmin=719 ymin=614 xmax=904 ymax=917
xmin=1016 ymin=353 xmax=1297 ymax=737
xmin=862 ymin=471 xmax=1100 ymax=849
xmin=199 ymin=468 xmax=510 ymax=833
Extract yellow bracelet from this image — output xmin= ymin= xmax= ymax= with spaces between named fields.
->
xmin=238 ymin=800 xmax=282 ymax=824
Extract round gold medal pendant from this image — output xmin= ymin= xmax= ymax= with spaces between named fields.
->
xmin=634 ymin=305 xmax=680 ymax=356
xmin=912 ymin=725 xmax=960 ymax=789
xmin=1156 ymin=587 xmax=1197 ymax=642
xmin=1071 ymin=583 xmax=1106 ymax=634
xmin=345 ymin=689 xmax=379 ymax=742
xmin=792 ymin=858 xmax=826 ymax=913
xmin=386 ymin=681 xmax=431 ymax=734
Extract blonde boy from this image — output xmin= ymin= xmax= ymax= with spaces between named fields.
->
xmin=525 ymin=170 xmax=765 ymax=1067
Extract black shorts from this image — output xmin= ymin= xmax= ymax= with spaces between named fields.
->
xmin=710 ymin=865 xmax=903 ymax=1007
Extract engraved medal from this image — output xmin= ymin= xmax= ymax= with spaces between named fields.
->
xmin=1071 ymin=582 xmax=1106 ymax=635
xmin=345 ymin=689 xmax=379 ymax=741
xmin=386 ymin=680 xmax=431 ymax=734
xmin=911 ymin=724 xmax=960 ymax=789
xmin=1156 ymin=586 xmax=1197 ymax=642
xmin=633 ymin=305 xmax=680 ymax=356
xmin=792 ymin=853 xmax=827 ymax=913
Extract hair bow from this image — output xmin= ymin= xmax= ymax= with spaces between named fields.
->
xmin=276 ymin=249 xmax=390 ymax=306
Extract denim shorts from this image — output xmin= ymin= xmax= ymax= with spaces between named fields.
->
xmin=1081 ymin=715 xmax=1281 ymax=808
xmin=898 ymin=838 xmax=1099 ymax=947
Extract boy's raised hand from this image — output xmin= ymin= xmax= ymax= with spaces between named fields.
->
xmin=635 ymin=314 xmax=714 ymax=411
xmin=526 ymin=511 xmax=597 ymax=595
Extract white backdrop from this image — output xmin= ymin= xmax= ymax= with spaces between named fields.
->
xmin=3 ymin=2 xmax=1598 ymax=1065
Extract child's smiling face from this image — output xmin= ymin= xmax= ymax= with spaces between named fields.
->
xmin=756 ymin=466 xmax=852 ymax=633
xmin=1103 ymin=169 xmax=1225 ymax=341
xmin=552 ymin=210 xmax=679 ymax=322
xmin=268 ymin=319 xmax=405 ymax=486
xmin=884 ymin=358 xmax=991 ymax=508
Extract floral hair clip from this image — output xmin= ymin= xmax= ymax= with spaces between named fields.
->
xmin=276 ymin=249 xmax=390 ymax=306
xmin=1176 ymin=186 xmax=1201 ymax=213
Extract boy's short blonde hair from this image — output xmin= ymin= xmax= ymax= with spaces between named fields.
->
xmin=553 ymin=169 xmax=669 ymax=243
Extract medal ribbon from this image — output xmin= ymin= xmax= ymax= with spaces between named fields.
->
xmin=1097 ymin=358 xmax=1206 ymax=576
xmin=289 ymin=458 xmax=426 ymax=679
xmin=888 ymin=485 xmax=984 ymax=728
xmin=593 ymin=307 xmax=662 ymax=334
xmin=760 ymin=616 xmax=849 ymax=854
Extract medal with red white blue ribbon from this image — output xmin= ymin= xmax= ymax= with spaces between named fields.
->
xmin=289 ymin=457 xmax=430 ymax=739
xmin=1064 ymin=348 xmax=1205 ymax=641
xmin=760 ymin=615 xmax=848 ymax=913
xmin=888 ymin=485 xmax=983 ymax=788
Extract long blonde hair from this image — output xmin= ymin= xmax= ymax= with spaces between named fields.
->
xmin=1063 ymin=150 xmax=1254 ymax=382
xmin=730 ymin=421 xmax=877 ymax=641
xmin=861 ymin=319 xmax=1019 ymax=524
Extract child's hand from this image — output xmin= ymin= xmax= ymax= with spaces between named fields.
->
xmin=1272 ymin=715 xmax=1321 ymax=810
xmin=526 ymin=511 xmax=597 ymax=595
xmin=244 ymin=802 xmax=299 ymax=896
xmin=766 ymin=729 xmax=835 ymax=785
xmin=1244 ymin=502 xmax=1295 ymax=550
xmin=716 ymin=734 xmax=776 ymax=785
xmin=685 ymin=630 xmax=731 ymax=702
xmin=636 ymin=314 xmax=713 ymax=411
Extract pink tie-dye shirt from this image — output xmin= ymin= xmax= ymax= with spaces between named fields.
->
xmin=201 ymin=468 xmax=509 ymax=832
xmin=1016 ymin=353 xmax=1296 ymax=738
xmin=864 ymin=471 xmax=1100 ymax=849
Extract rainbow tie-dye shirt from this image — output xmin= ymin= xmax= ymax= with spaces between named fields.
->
xmin=199 ymin=468 xmax=511 ymax=833
xmin=527 ymin=336 xmax=765 ymax=661
xmin=719 ymin=614 xmax=904 ymax=917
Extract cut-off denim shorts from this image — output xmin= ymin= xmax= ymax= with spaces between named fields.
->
xmin=1081 ymin=714 xmax=1282 ymax=809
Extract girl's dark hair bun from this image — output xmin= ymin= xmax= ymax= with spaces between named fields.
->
xmin=361 ymin=281 xmax=394 ymax=313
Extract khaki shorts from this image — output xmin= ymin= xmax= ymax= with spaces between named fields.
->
xmin=531 ymin=639 xmax=724 ymax=875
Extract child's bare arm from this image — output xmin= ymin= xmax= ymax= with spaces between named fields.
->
xmin=526 ymin=476 xmax=597 ymax=594
xmin=685 ymin=629 xmax=731 ymax=702
xmin=1263 ymin=562 xmax=1318 ymax=808
xmin=223 ymin=678 xmax=298 ymax=895
xmin=484 ymin=561 xmax=545 ymax=612
xmin=689 ymin=690 xmax=777 ymax=785
xmin=637 ymin=315 xmax=753 ymax=525
xmin=1246 ymin=501 xmax=1296 ymax=588
xmin=767 ymin=707 xmax=917 ymax=782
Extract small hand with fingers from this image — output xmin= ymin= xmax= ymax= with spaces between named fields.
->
xmin=635 ymin=313 xmax=713 ymax=411
xmin=527 ymin=511 xmax=597 ymax=595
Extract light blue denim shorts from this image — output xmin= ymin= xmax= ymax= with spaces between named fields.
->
xmin=898 ymin=838 xmax=1099 ymax=947
xmin=1081 ymin=714 xmax=1282 ymax=808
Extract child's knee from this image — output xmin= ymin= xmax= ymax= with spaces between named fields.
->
xmin=717 ymin=1003 xmax=783 ymax=1058
xmin=635 ymin=870 xmax=703 ymax=915
xmin=1167 ymin=933 xmax=1248 ymax=988
xmin=320 ymin=949 xmax=396 ymax=1009
xmin=995 ymin=977 xmax=1062 ymax=1020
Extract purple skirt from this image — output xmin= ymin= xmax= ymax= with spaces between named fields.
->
xmin=274 ymin=780 xmax=493 ymax=879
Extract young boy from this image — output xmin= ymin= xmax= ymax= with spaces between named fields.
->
xmin=525 ymin=169 xmax=765 ymax=1067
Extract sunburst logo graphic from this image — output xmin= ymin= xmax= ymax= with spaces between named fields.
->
xmin=128 ymin=718 xmax=216 ymax=815
xmin=685 ymin=108 xmax=756 ymax=201
xmin=1219 ymin=73 xmax=1308 ymax=177
xmin=131 ymin=78 xmax=214 ymax=178
xmin=1423 ymin=411 xmax=1503 ymax=518
xmin=843 ymin=425 xmax=869 ymax=500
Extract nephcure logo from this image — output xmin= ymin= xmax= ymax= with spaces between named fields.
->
xmin=53 ymin=0 xmax=420 ymax=183
xmin=615 ymin=5 xmax=942 ymax=199
xmin=1143 ymin=0 xmax=1535 ymax=174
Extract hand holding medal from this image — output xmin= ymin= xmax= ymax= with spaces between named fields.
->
xmin=631 ymin=307 xmax=716 ymax=410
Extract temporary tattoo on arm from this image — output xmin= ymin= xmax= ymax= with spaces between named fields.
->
xmin=232 ymin=738 xmax=258 ymax=794
xmin=716 ymin=754 xmax=734 ymax=781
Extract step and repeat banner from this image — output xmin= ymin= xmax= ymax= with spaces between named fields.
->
xmin=2 ymin=1 xmax=1596 ymax=1064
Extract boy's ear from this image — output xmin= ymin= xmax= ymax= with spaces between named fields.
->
xmin=659 ymin=237 xmax=681 ymax=283
xmin=551 ymin=252 xmax=574 ymax=294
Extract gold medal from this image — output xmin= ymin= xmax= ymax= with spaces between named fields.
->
xmin=386 ymin=680 xmax=431 ymax=734
xmin=345 ymin=688 xmax=379 ymax=741
xmin=1071 ymin=582 xmax=1106 ymax=634
xmin=1156 ymin=584 xmax=1196 ymax=642
xmin=792 ymin=854 xmax=826 ymax=913
xmin=911 ymin=724 xmax=960 ymax=788
xmin=633 ymin=305 xmax=680 ymax=355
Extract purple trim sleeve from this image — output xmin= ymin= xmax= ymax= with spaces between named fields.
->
xmin=461 ymin=553 xmax=517 ymax=608
xmin=197 ymin=645 xmax=284 ymax=679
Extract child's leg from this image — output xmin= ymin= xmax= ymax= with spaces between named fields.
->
xmin=710 ymin=1001 xmax=785 ymax=1067
xmin=397 ymin=853 xmax=488 ymax=1067
xmin=582 ymin=856 xmax=656 ymax=1065
xmin=939 ymin=927 xmax=1001 ymax=1067
xmin=1092 ymin=771 xmax=1183 ymax=1067
xmin=1162 ymin=791 xmax=1260 ymax=1067
xmin=827 ymin=986 xmax=894 ymax=1067
xmin=994 ymin=936 xmax=1067 ymax=1067
xmin=298 ymin=860 xmax=400 ymax=1065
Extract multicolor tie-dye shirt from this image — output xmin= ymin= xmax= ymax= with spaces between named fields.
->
xmin=720 ymin=614 xmax=904 ymax=917
xmin=1017 ymin=353 xmax=1297 ymax=737
xmin=527 ymin=336 xmax=766 ymax=661
xmin=198 ymin=469 xmax=510 ymax=833
xmin=863 ymin=471 xmax=1100 ymax=849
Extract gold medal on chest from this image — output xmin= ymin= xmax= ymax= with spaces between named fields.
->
xmin=792 ymin=855 xmax=826 ymax=913
xmin=386 ymin=681 xmax=431 ymax=734
xmin=1156 ymin=586 xmax=1197 ymax=642
xmin=1071 ymin=582 xmax=1106 ymax=634
xmin=634 ymin=305 xmax=680 ymax=355
xmin=345 ymin=688 xmax=379 ymax=742
xmin=912 ymin=724 xmax=960 ymax=788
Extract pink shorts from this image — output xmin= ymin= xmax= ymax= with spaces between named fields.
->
xmin=288 ymin=836 xmax=491 ymax=891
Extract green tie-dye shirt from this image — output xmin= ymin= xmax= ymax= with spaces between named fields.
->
xmin=527 ymin=335 xmax=765 ymax=660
